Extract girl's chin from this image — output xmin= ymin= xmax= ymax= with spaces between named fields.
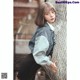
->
xmin=49 ymin=20 xmax=55 ymax=23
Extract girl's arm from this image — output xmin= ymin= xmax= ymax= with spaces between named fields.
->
xmin=33 ymin=35 xmax=57 ymax=73
xmin=33 ymin=35 xmax=52 ymax=65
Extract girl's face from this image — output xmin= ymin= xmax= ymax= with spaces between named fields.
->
xmin=44 ymin=10 xmax=56 ymax=23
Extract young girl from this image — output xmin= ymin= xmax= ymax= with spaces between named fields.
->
xmin=17 ymin=2 xmax=57 ymax=80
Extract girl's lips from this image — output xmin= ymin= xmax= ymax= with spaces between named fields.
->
xmin=52 ymin=17 xmax=55 ymax=19
xmin=50 ymin=18 xmax=55 ymax=22
xmin=51 ymin=18 xmax=55 ymax=20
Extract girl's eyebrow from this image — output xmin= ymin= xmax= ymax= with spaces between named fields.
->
xmin=44 ymin=8 xmax=55 ymax=14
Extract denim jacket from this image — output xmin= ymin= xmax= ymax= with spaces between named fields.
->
xmin=29 ymin=22 xmax=55 ymax=66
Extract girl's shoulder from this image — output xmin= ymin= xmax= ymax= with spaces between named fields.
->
xmin=37 ymin=23 xmax=50 ymax=33
xmin=35 ymin=25 xmax=50 ymax=39
xmin=37 ymin=26 xmax=49 ymax=34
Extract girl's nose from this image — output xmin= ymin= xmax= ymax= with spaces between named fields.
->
xmin=50 ymin=12 xmax=54 ymax=17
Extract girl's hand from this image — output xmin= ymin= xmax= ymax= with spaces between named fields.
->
xmin=50 ymin=62 xmax=57 ymax=74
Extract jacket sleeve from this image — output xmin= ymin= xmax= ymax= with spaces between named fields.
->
xmin=33 ymin=35 xmax=53 ymax=66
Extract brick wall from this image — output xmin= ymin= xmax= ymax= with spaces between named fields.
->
xmin=14 ymin=0 xmax=28 ymax=3
xmin=14 ymin=0 xmax=38 ymax=39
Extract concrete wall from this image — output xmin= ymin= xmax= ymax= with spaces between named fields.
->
xmin=47 ymin=0 xmax=67 ymax=80
xmin=15 ymin=39 xmax=31 ymax=54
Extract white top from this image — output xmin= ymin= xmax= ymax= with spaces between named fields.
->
xmin=47 ymin=22 xmax=55 ymax=31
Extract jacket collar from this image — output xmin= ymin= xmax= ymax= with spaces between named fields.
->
xmin=44 ymin=22 xmax=55 ymax=32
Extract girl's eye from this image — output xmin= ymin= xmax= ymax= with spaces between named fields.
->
xmin=52 ymin=11 xmax=55 ymax=13
xmin=45 ymin=13 xmax=49 ymax=15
